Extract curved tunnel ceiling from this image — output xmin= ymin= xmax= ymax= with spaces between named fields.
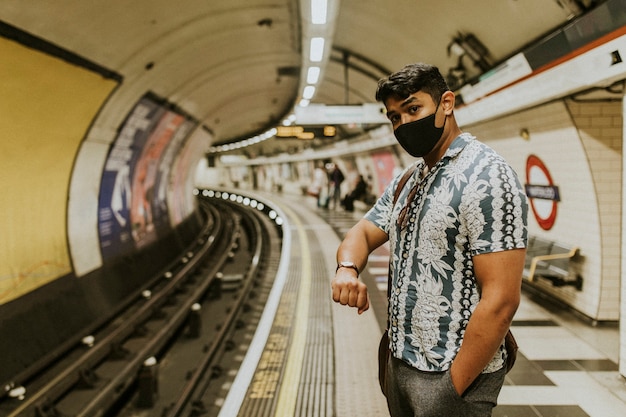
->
xmin=0 ymin=0 xmax=591 ymax=146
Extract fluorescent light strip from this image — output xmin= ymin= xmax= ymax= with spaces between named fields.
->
xmin=210 ymin=1 xmax=335 ymax=153
xmin=311 ymin=0 xmax=328 ymax=24
xmin=307 ymin=66 xmax=321 ymax=84
xmin=303 ymin=85 xmax=315 ymax=99
xmin=310 ymin=37 xmax=325 ymax=62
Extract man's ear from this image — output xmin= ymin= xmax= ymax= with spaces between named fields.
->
xmin=442 ymin=90 xmax=455 ymax=114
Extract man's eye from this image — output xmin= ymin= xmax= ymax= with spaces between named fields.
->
xmin=408 ymin=106 xmax=419 ymax=114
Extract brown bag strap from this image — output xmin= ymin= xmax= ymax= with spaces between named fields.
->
xmin=393 ymin=165 xmax=417 ymax=206
xmin=386 ymin=165 xmax=418 ymax=325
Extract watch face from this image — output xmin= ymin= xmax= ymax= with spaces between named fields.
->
xmin=337 ymin=261 xmax=358 ymax=275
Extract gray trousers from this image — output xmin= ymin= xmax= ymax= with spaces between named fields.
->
xmin=386 ymin=357 xmax=506 ymax=417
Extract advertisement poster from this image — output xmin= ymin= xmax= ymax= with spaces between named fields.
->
xmin=154 ymin=118 xmax=196 ymax=227
xmin=129 ymin=111 xmax=185 ymax=248
xmin=98 ymin=95 xmax=194 ymax=260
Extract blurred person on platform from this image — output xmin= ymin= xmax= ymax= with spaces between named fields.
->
xmin=327 ymin=162 xmax=345 ymax=210
xmin=342 ymin=174 xmax=369 ymax=212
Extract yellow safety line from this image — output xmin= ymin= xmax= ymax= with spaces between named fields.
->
xmin=274 ymin=204 xmax=311 ymax=416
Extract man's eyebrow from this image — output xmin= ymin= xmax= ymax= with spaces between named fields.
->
xmin=401 ymin=96 xmax=417 ymax=107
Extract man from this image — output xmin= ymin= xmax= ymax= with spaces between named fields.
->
xmin=331 ymin=63 xmax=528 ymax=417
xmin=328 ymin=162 xmax=345 ymax=210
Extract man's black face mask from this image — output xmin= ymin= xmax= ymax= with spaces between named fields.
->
xmin=393 ymin=102 xmax=446 ymax=158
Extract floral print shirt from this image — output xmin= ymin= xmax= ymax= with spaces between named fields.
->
xmin=364 ymin=133 xmax=528 ymax=373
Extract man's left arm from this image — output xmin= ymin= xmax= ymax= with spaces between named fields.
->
xmin=449 ymin=247 xmax=526 ymax=395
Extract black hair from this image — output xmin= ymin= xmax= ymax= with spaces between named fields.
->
xmin=375 ymin=63 xmax=449 ymax=105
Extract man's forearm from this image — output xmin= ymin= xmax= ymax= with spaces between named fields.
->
xmin=336 ymin=219 xmax=387 ymax=269
xmin=449 ymin=303 xmax=515 ymax=394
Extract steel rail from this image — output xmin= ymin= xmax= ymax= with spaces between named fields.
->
xmin=165 ymin=201 xmax=266 ymax=417
xmin=6 ymin=203 xmax=227 ymax=417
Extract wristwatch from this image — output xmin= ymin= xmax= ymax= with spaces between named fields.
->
xmin=336 ymin=261 xmax=359 ymax=276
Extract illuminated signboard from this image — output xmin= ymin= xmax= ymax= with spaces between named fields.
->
xmin=276 ymin=125 xmax=336 ymax=139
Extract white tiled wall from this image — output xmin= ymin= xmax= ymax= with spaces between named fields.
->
xmin=465 ymin=98 xmax=622 ymax=322
xmin=566 ymin=99 xmax=623 ymax=321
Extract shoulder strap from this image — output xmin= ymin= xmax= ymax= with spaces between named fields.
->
xmin=393 ymin=165 xmax=418 ymax=206
xmin=386 ymin=165 xmax=418 ymax=316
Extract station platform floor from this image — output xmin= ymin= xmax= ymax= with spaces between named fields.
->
xmin=217 ymin=191 xmax=626 ymax=417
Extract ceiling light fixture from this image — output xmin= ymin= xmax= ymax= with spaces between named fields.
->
xmin=303 ymin=85 xmax=316 ymax=99
xmin=310 ymin=37 xmax=325 ymax=62
xmin=307 ymin=66 xmax=321 ymax=83
xmin=297 ymin=0 xmax=338 ymax=108
xmin=311 ymin=0 xmax=328 ymax=24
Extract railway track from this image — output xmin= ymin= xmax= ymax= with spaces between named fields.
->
xmin=1 ymin=193 xmax=283 ymax=417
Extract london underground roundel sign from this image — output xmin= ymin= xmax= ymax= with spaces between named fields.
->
xmin=525 ymin=155 xmax=560 ymax=230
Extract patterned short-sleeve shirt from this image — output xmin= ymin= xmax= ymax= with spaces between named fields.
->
xmin=364 ymin=133 xmax=528 ymax=373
